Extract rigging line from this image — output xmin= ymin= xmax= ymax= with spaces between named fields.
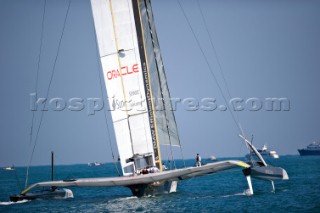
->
xmin=196 ymin=2 xmax=259 ymax=164
xmin=179 ymin=144 xmax=186 ymax=168
xmin=29 ymin=0 xmax=47 ymax=146
xmin=25 ymin=0 xmax=72 ymax=188
xmin=195 ymin=0 xmax=245 ymax=137
xmin=96 ymin=59 xmax=121 ymax=176
xmin=169 ymin=142 xmax=176 ymax=169
xmin=195 ymin=0 xmax=233 ymax=100
xmin=176 ymin=0 xmax=242 ymax=134
xmin=90 ymin=4 xmax=121 ymax=177
xmin=248 ymin=134 xmax=255 ymax=165
xmin=164 ymin=144 xmax=171 ymax=169
xmin=196 ymin=1 xmax=250 ymax=157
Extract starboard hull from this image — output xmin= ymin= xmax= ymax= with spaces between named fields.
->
xmin=242 ymin=166 xmax=289 ymax=181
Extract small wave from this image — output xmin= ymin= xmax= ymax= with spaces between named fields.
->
xmin=143 ymin=195 xmax=155 ymax=198
xmin=0 ymin=199 xmax=29 ymax=205
xmin=111 ymin=196 xmax=138 ymax=202
xmin=221 ymin=192 xmax=246 ymax=198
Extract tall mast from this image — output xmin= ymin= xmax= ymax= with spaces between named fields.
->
xmin=132 ymin=0 xmax=162 ymax=171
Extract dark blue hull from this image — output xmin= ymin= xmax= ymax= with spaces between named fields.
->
xmin=298 ymin=149 xmax=320 ymax=156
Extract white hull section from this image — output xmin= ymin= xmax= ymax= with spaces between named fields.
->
xmin=169 ymin=180 xmax=178 ymax=193
xmin=20 ymin=160 xmax=249 ymax=197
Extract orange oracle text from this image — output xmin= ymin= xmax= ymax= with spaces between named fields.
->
xmin=106 ymin=64 xmax=139 ymax=80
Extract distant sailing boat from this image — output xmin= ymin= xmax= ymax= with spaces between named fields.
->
xmin=11 ymin=0 xmax=256 ymax=201
xmin=88 ymin=162 xmax=104 ymax=167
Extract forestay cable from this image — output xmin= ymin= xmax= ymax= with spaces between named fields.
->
xmin=176 ymin=0 xmax=243 ymax=134
xmin=195 ymin=0 xmax=245 ymax=135
xmin=195 ymin=0 xmax=253 ymax=155
xmin=29 ymin=0 xmax=47 ymax=147
xmin=25 ymin=0 xmax=47 ymax=187
xmin=25 ymin=0 xmax=72 ymax=187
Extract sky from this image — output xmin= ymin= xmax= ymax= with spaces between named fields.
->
xmin=0 ymin=0 xmax=320 ymax=167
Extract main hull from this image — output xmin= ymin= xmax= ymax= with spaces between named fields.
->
xmin=298 ymin=149 xmax=320 ymax=156
xmin=128 ymin=180 xmax=177 ymax=197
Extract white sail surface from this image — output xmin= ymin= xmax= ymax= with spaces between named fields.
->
xmin=91 ymin=0 xmax=183 ymax=175
xmin=91 ymin=0 xmax=151 ymax=175
xmin=91 ymin=0 xmax=164 ymax=175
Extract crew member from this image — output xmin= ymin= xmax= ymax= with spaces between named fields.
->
xmin=195 ymin=153 xmax=201 ymax=167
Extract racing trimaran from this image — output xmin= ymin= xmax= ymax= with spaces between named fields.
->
xmin=10 ymin=0 xmax=288 ymax=201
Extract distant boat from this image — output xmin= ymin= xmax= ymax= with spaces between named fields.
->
xmin=2 ymin=165 xmax=15 ymax=171
xmin=246 ymin=145 xmax=279 ymax=160
xmin=88 ymin=162 xmax=104 ymax=167
xmin=208 ymin=156 xmax=217 ymax=161
xmin=298 ymin=141 xmax=320 ymax=156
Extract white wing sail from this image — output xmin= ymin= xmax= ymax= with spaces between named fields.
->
xmin=91 ymin=0 xmax=159 ymax=175
xmin=91 ymin=0 xmax=183 ymax=175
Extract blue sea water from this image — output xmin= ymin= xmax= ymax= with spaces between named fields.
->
xmin=0 ymin=156 xmax=319 ymax=212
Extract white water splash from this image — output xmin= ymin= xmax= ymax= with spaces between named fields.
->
xmin=221 ymin=192 xmax=247 ymax=198
xmin=112 ymin=196 xmax=138 ymax=202
xmin=0 ymin=199 xmax=30 ymax=205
